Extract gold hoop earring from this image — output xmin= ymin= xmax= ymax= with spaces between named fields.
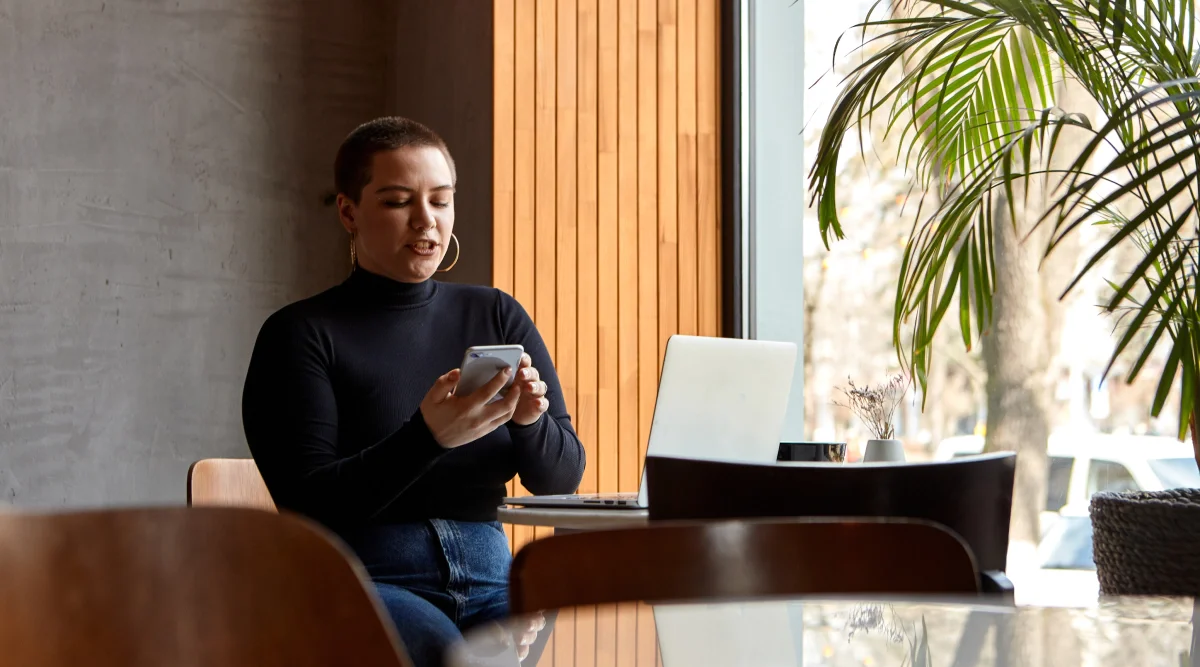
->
xmin=437 ymin=234 xmax=460 ymax=273
xmin=348 ymin=232 xmax=358 ymax=272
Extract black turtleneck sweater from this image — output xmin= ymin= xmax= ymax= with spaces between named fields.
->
xmin=241 ymin=269 xmax=586 ymax=530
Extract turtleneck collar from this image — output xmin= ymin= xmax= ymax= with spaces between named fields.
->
xmin=342 ymin=268 xmax=438 ymax=307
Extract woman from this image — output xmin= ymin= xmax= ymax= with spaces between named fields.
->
xmin=242 ymin=117 xmax=584 ymax=666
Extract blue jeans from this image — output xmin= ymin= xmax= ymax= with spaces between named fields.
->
xmin=343 ymin=520 xmax=512 ymax=667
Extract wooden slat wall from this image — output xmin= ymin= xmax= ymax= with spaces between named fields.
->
xmin=494 ymin=0 xmax=720 ymax=664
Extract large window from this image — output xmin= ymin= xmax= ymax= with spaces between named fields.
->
xmin=795 ymin=3 xmax=1182 ymax=457
xmin=740 ymin=0 xmax=806 ymax=440
xmin=735 ymin=1 xmax=1199 ymax=607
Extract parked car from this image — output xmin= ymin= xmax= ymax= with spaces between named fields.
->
xmin=932 ymin=433 xmax=1200 ymax=519
xmin=932 ymin=432 xmax=1200 ymax=605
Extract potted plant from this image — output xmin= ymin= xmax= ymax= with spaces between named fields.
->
xmin=837 ymin=374 xmax=910 ymax=462
xmin=811 ymin=0 xmax=1200 ymax=594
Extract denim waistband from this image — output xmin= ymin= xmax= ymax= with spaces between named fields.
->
xmin=342 ymin=519 xmax=511 ymax=613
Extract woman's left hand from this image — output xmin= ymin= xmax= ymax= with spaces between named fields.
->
xmin=511 ymin=353 xmax=549 ymax=426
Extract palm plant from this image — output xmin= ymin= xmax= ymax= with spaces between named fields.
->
xmin=811 ymin=0 xmax=1200 ymax=468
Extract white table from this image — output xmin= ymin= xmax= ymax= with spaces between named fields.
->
xmin=497 ymin=461 xmax=849 ymax=531
xmin=451 ymin=595 xmax=1200 ymax=666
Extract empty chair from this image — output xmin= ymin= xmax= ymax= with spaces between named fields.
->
xmin=187 ymin=458 xmax=276 ymax=511
xmin=508 ymin=517 xmax=979 ymax=613
xmin=0 ymin=507 xmax=410 ymax=667
xmin=644 ymin=453 xmax=1016 ymax=591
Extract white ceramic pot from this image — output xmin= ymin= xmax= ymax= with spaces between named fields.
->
xmin=862 ymin=438 xmax=905 ymax=463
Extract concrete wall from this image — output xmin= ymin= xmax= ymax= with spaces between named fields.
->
xmin=0 ymin=0 xmax=390 ymax=505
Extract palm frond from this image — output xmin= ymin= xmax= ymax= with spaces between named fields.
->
xmin=1040 ymin=83 xmax=1200 ymax=411
xmin=811 ymin=0 xmax=1200 ymax=418
xmin=811 ymin=2 xmax=1058 ymax=248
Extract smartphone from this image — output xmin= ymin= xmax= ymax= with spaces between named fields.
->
xmin=454 ymin=344 xmax=525 ymax=403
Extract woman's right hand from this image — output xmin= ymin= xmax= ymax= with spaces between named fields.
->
xmin=420 ymin=368 xmax=522 ymax=448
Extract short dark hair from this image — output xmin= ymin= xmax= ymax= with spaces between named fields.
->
xmin=333 ymin=116 xmax=456 ymax=203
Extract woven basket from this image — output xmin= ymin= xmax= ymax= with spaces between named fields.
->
xmin=1090 ymin=489 xmax=1200 ymax=596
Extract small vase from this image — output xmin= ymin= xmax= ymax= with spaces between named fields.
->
xmin=862 ymin=438 xmax=905 ymax=463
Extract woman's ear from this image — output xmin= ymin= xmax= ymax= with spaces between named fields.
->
xmin=336 ymin=193 xmax=357 ymax=234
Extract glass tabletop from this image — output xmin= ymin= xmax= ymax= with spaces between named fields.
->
xmin=448 ymin=596 xmax=1197 ymax=667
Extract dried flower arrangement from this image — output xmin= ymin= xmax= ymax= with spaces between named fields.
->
xmin=843 ymin=604 xmax=931 ymax=667
xmin=835 ymin=373 xmax=910 ymax=440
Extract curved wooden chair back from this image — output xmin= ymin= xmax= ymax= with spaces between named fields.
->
xmin=509 ymin=518 xmax=980 ymax=614
xmin=0 ymin=507 xmax=410 ymax=667
xmin=645 ymin=453 xmax=1016 ymax=573
xmin=188 ymin=458 xmax=276 ymax=512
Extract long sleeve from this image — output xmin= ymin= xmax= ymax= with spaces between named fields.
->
xmin=241 ymin=311 xmax=448 ymax=525
xmin=497 ymin=292 xmax=587 ymax=495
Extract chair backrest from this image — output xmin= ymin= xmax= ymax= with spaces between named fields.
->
xmin=645 ymin=453 xmax=1016 ymax=572
xmin=509 ymin=517 xmax=980 ymax=613
xmin=0 ymin=507 xmax=410 ymax=667
xmin=188 ymin=458 xmax=276 ymax=512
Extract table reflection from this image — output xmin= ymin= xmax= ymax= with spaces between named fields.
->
xmin=449 ymin=597 xmax=1197 ymax=667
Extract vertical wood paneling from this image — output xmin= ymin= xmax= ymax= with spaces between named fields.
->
xmin=573 ymin=3 xmax=599 ymax=663
xmin=596 ymin=1 xmax=620 ymax=663
xmin=575 ymin=605 xmax=598 ymax=667
xmin=696 ymin=0 xmax=719 ymax=337
xmin=597 ymin=0 xmax=619 ymax=499
xmin=556 ymin=0 xmax=579 ymax=473
xmin=657 ymin=0 xmax=678 ymax=388
xmin=494 ymin=0 xmax=517 ymax=548
xmin=554 ymin=608 xmax=576 ymax=666
xmin=616 ymin=0 xmax=640 ymax=502
xmin=637 ymin=600 xmax=660 ymax=666
xmin=535 ymin=0 xmax=558 ymax=357
xmin=497 ymin=0 xmax=716 ymax=495
xmin=512 ymin=0 xmax=538 ymax=553
xmin=675 ymin=0 xmax=698 ymax=336
xmin=577 ymin=0 xmax=600 ymax=500
xmin=494 ymin=1 xmax=719 ymax=661
xmin=636 ymin=0 xmax=658 ymax=477
xmin=514 ymin=0 xmax=538 ymax=310
xmin=532 ymin=0 xmax=558 ymax=545
xmin=552 ymin=2 xmax=580 ymax=661
xmin=635 ymin=1 xmax=659 ymax=660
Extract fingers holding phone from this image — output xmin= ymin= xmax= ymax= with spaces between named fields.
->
xmin=487 ymin=374 xmax=522 ymax=427
xmin=420 ymin=345 xmax=525 ymax=448
xmin=512 ymin=352 xmax=550 ymax=426
xmin=469 ymin=359 xmax=523 ymax=425
xmin=421 ymin=366 xmax=518 ymax=448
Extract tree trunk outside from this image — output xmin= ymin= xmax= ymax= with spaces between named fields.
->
xmin=1039 ymin=79 xmax=1092 ymax=435
xmin=983 ymin=191 xmax=1051 ymax=547
xmin=803 ymin=258 xmax=827 ymax=440
xmin=983 ymin=79 xmax=1092 ymax=550
xmin=928 ymin=350 xmax=948 ymax=450
xmin=1191 ymin=413 xmax=1200 ymax=473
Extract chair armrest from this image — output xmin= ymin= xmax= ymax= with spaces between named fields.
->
xmin=980 ymin=570 xmax=1014 ymax=599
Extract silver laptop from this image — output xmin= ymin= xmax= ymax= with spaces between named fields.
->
xmin=503 ymin=335 xmax=797 ymax=510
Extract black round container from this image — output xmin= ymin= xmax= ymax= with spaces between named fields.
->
xmin=777 ymin=442 xmax=847 ymax=463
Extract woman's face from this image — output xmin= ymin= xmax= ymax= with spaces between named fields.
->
xmin=337 ymin=146 xmax=455 ymax=283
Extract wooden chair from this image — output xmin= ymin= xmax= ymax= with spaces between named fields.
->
xmin=644 ymin=453 xmax=1017 ymax=593
xmin=508 ymin=517 xmax=980 ymax=613
xmin=0 ymin=507 xmax=411 ymax=667
xmin=187 ymin=458 xmax=276 ymax=512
